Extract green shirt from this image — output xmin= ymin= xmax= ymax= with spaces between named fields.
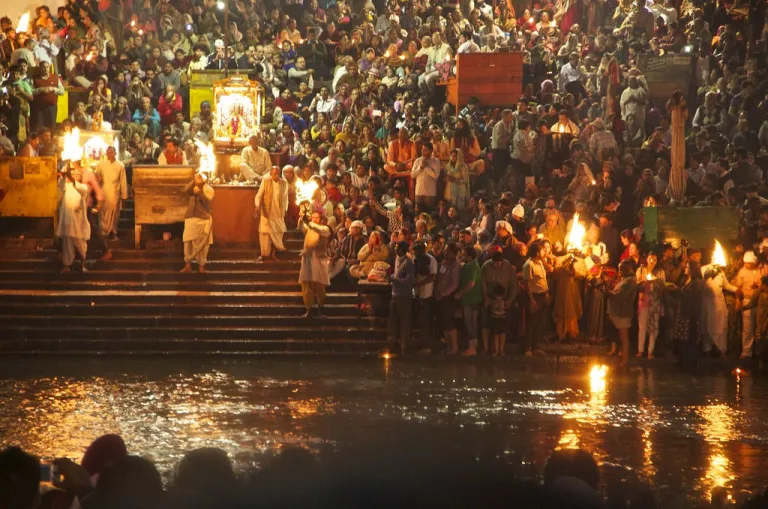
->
xmin=459 ymin=259 xmax=483 ymax=306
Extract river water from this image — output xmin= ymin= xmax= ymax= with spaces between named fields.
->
xmin=0 ymin=358 xmax=766 ymax=507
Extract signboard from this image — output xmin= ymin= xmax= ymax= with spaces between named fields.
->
xmin=643 ymin=206 xmax=739 ymax=249
xmin=638 ymin=54 xmax=693 ymax=100
xmin=0 ymin=156 xmax=58 ymax=235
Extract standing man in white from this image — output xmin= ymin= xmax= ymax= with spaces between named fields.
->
xmin=298 ymin=210 xmax=331 ymax=318
xmin=410 ymin=141 xmax=440 ymax=211
xmin=254 ymin=166 xmax=289 ymax=263
xmin=96 ymin=146 xmax=128 ymax=239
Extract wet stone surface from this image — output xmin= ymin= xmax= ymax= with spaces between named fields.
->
xmin=0 ymin=358 xmax=767 ymax=507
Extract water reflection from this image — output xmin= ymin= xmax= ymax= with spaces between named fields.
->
xmin=0 ymin=360 xmax=767 ymax=508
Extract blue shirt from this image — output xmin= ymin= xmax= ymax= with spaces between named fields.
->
xmin=391 ymin=255 xmax=415 ymax=297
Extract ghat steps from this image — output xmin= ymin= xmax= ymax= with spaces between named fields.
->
xmin=0 ymin=229 xmax=388 ymax=355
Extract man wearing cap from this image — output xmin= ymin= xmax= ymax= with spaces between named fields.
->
xmin=731 ymin=251 xmax=765 ymax=359
xmin=330 ymin=220 xmax=367 ymax=281
xmin=240 ymin=134 xmax=271 ymax=182
xmin=254 ymin=166 xmax=289 ymax=263
xmin=493 ymin=221 xmax=517 ymax=263
xmin=509 ymin=204 xmax=528 ymax=240
xmin=587 ymin=119 xmax=618 ymax=161
xmin=56 ymin=165 xmax=91 ymax=273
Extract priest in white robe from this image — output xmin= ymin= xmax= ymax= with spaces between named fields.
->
xmin=56 ymin=166 xmax=91 ymax=273
xmin=254 ymin=166 xmax=289 ymax=262
xmin=96 ymin=146 xmax=128 ymax=238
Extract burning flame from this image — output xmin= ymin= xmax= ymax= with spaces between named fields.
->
xmin=646 ymin=273 xmax=654 ymax=281
xmin=16 ymin=13 xmax=30 ymax=33
xmin=296 ymin=178 xmax=319 ymax=203
xmin=589 ymin=364 xmax=608 ymax=393
xmin=195 ymin=140 xmax=217 ymax=178
xmin=61 ymin=128 xmax=83 ymax=162
xmin=566 ymin=212 xmax=586 ymax=251
xmin=712 ymin=240 xmax=727 ymax=267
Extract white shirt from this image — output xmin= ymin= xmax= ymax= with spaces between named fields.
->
xmin=311 ymin=96 xmax=337 ymax=115
xmin=558 ymin=62 xmax=584 ymax=92
xmin=410 ymin=156 xmax=440 ymax=197
xmin=457 ymin=40 xmax=480 ymax=54
xmin=33 ymin=41 xmax=59 ymax=65
xmin=416 ymin=253 xmax=439 ymax=299
xmin=240 ymin=145 xmax=271 ymax=181
xmin=320 ymin=156 xmax=346 ymax=176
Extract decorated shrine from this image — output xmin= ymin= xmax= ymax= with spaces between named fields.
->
xmin=212 ymin=75 xmax=264 ymax=150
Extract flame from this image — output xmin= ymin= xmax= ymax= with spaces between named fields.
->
xmin=130 ymin=20 xmax=136 ymax=27
xmin=646 ymin=273 xmax=654 ymax=281
xmin=61 ymin=128 xmax=83 ymax=162
xmin=384 ymin=51 xmax=390 ymax=58
xmin=16 ymin=13 xmax=30 ymax=33
xmin=712 ymin=240 xmax=727 ymax=266
xmin=296 ymin=178 xmax=319 ymax=203
xmin=566 ymin=212 xmax=586 ymax=251
xmin=589 ymin=364 xmax=608 ymax=393
xmin=195 ymin=140 xmax=217 ymax=178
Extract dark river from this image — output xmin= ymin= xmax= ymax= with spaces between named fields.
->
xmin=0 ymin=358 xmax=766 ymax=507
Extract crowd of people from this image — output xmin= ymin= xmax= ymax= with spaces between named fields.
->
xmin=1 ymin=437 xmax=765 ymax=509
xmin=0 ymin=0 xmax=767 ymax=361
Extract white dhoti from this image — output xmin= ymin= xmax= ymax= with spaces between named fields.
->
xmin=259 ymin=230 xmax=285 ymax=258
xmin=100 ymin=204 xmax=121 ymax=236
xmin=183 ymin=217 xmax=213 ymax=266
xmin=61 ymin=237 xmax=88 ymax=266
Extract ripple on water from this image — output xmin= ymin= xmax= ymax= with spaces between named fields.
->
xmin=1 ymin=360 xmax=767 ymax=507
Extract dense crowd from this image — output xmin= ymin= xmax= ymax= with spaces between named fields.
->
xmin=1 ymin=438 xmax=765 ymax=509
xmin=0 ymin=0 xmax=767 ymax=362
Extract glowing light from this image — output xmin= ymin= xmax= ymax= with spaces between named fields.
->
xmin=130 ymin=20 xmax=136 ymax=27
xmin=381 ymin=352 xmax=392 ymax=360
xmin=566 ymin=212 xmax=586 ymax=251
xmin=445 ymin=54 xmax=451 ymax=61
xmin=591 ymin=179 xmax=596 ymax=185
xmin=646 ymin=273 xmax=654 ymax=281
xmin=589 ymin=364 xmax=608 ymax=394
xmin=557 ymin=429 xmax=580 ymax=450
xmin=195 ymin=140 xmax=217 ymax=178
xmin=712 ymin=240 xmax=727 ymax=267
xmin=399 ymin=55 xmax=405 ymax=60
xmin=16 ymin=13 xmax=30 ymax=33
xmin=61 ymin=128 xmax=83 ymax=162
xmin=138 ymin=29 xmax=144 ymax=35
xmin=384 ymin=51 xmax=390 ymax=58
xmin=296 ymin=178 xmax=319 ymax=203
xmin=217 ymin=0 xmax=225 ymax=9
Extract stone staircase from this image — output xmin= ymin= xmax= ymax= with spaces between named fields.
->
xmin=0 ymin=208 xmax=388 ymax=355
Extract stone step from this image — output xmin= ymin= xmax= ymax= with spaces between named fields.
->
xmin=0 ymin=280 xmax=304 ymax=292
xmin=1 ymin=325 xmax=383 ymax=340
xmin=0 ymin=302 xmax=367 ymax=317
xmin=0 ymin=315 xmax=384 ymax=327
xmin=0 ymin=290 xmax=361 ymax=305
xmin=0 ymin=259 xmax=302 ymax=271
xmin=0 ymin=338 xmax=384 ymax=355
xmin=0 ymin=247 xmax=304 ymax=261
xmin=0 ymin=270 xmax=304 ymax=282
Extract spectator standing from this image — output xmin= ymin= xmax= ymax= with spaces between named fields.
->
xmin=387 ymin=241 xmax=415 ymax=354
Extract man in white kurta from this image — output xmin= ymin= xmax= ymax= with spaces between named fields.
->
xmin=96 ymin=146 xmax=128 ymax=238
xmin=701 ymin=263 xmax=738 ymax=354
xmin=299 ymin=211 xmax=331 ymax=318
xmin=254 ymin=166 xmax=289 ymax=262
xmin=240 ymin=134 xmax=271 ymax=181
xmin=56 ymin=168 xmax=91 ymax=273
xmin=620 ymin=76 xmax=648 ymax=137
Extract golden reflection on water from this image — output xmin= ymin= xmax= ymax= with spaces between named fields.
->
xmin=1 ymin=361 xmax=767 ymax=507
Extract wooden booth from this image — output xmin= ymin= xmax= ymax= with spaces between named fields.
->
xmin=132 ymin=165 xmax=195 ymax=248
xmin=443 ymin=52 xmax=524 ymax=113
xmin=643 ymin=206 xmax=739 ymax=248
xmin=0 ymin=156 xmax=59 ymax=235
